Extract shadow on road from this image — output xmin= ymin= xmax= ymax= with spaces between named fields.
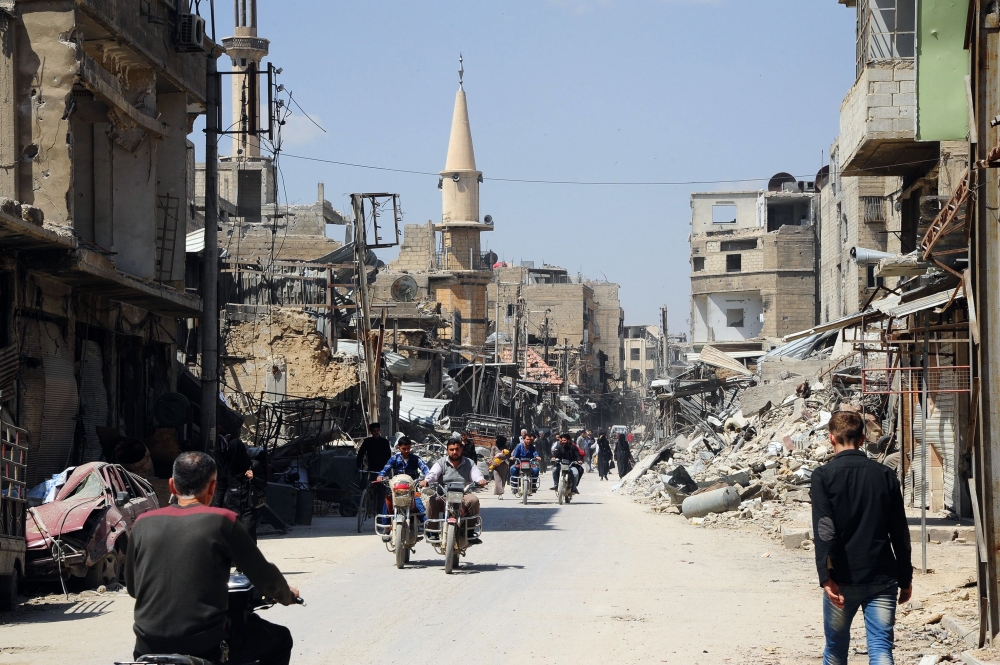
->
xmin=4 ymin=599 xmax=114 ymax=624
xmin=403 ymin=558 xmax=525 ymax=575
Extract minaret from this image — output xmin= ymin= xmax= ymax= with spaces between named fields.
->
xmin=438 ymin=55 xmax=491 ymax=270
xmin=434 ymin=56 xmax=492 ymax=348
xmin=222 ymin=0 xmax=269 ymax=158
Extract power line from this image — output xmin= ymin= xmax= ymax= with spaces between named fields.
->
xmin=281 ymin=153 xmax=941 ymax=187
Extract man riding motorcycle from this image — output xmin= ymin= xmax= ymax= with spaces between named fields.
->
xmin=422 ymin=439 xmax=488 ymax=543
xmin=376 ymin=436 xmax=429 ymax=516
xmin=550 ymin=432 xmax=584 ymax=494
xmin=509 ymin=431 xmax=541 ymax=486
xmin=126 ymin=452 xmax=299 ymax=665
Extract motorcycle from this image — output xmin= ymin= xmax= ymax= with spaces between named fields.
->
xmin=424 ymin=482 xmax=482 ymax=574
xmin=512 ymin=459 xmax=539 ymax=505
xmin=374 ymin=474 xmax=424 ymax=569
xmin=557 ymin=462 xmax=575 ymax=505
xmin=114 ymin=574 xmax=303 ymax=665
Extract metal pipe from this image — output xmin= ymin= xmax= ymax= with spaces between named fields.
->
xmin=921 ymin=314 xmax=929 ymax=573
xmin=200 ymin=54 xmax=221 ymax=453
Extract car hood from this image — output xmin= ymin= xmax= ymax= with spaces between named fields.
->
xmin=26 ymin=496 xmax=105 ymax=549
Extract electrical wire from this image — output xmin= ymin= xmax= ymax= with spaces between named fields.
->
xmin=280 ymin=153 xmax=944 ymax=187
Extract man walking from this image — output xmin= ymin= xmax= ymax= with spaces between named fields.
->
xmin=811 ymin=410 xmax=912 ymax=665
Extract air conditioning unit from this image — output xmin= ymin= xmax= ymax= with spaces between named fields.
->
xmin=176 ymin=13 xmax=206 ymax=52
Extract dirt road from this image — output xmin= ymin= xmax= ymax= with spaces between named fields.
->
xmin=0 ymin=480 xmax=834 ymax=664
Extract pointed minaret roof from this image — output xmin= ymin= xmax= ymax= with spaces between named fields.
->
xmin=444 ymin=56 xmax=477 ymax=172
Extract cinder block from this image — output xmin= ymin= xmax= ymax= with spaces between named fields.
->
xmin=869 ymin=119 xmax=896 ymax=133
xmin=866 ymin=66 xmax=894 ymax=82
xmin=893 ymin=66 xmax=916 ymax=81
xmin=870 ymin=106 xmax=901 ymax=119
xmin=893 ymin=118 xmax=916 ymax=133
xmin=866 ymin=94 xmax=894 ymax=108
xmin=870 ymin=81 xmax=899 ymax=94
xmin=893 ymin=93 xmax=916 ymax=106
xmin=781 ymin=526 xmax=811 ymax=550
xmin=899 ymin=80 xmax=916 ymax=93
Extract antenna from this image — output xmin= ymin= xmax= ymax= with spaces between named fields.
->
xmin=459 ymin=53 xmax=464 ymax=90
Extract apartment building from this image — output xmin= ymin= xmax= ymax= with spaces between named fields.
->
xmin=623 ymin=325 xmax=662 ymax=397
xmin=689 ymin=177 xmax=818 ymax=350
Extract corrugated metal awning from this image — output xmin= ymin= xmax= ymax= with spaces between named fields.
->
xmin=695 ymin=345 xmax=753 ymax=376
xmin=389 ymin=382 xmax=450 ymax=427
xmin=872 ymin=287 xmax=964 ymax=318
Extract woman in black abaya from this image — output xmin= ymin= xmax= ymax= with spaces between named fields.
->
xmin=614 ymin=433 xmax=634 ymax=479
xmin=596 ymin=432 xmax=613 ymax=480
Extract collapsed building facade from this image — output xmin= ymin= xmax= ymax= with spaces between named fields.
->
xmin=0 ymin=0 xmax=213 ymax=486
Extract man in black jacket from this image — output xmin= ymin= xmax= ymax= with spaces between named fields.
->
xmin=126 ymin=452 xmax=299 ymax=665
xmin=811 ymin=410 xmax=912 ymax=665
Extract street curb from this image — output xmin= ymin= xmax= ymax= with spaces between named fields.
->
xmin=943 ymin=614 xmax=978 ymax=648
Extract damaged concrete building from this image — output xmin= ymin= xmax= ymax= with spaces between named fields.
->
xmin=623 ymin=325 xmax=662 ymax=398
xmin=0 ymin=0 xmax=214 ymax=484
xmin=689 ymin=180 xmax=818 ymax=355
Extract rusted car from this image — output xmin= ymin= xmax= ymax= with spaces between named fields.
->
xmin=25 ymin=462 xmax=159 ymax=587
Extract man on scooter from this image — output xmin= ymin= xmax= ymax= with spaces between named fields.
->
xmin=550 ymin=432 xmax=584 ymax=494
xmin=376 ymin=436 xmax=428 ymax=516
xmin=422 ymin=439 xmax=488 ymax=534
xmin=126 ymin=452 xmax=299 ymax=665
xmin=509 ymin=431 xmax=541 ymax=486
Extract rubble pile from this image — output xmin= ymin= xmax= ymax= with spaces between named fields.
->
xmin=617 ymin=377 xmax=888 ymax=548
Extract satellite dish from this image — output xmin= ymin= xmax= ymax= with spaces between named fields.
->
xmin=391 ymin=275 xmax=419 ymax=302
xmin=484 ymin=214 xmax=493 ymax=224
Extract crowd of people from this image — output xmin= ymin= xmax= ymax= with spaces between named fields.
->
xmin=485 ymin=427 xmax=637 ymax=497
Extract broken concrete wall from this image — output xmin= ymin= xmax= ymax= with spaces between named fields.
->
xmin=155 ymin=92 xmax=188 ymax=285
xmin=223 ymin=309 xmax=360 ymax=403
xmin=388 ymin=222 xmax=436 ymax=272
xmin=16 ymin=1 xmax=78 ymax=224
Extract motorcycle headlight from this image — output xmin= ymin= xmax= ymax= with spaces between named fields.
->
xmin=447 ymin=491 xmax=464 ymax=504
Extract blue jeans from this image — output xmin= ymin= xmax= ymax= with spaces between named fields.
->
xmin=823 ymin=583 xmax=897 ymax=665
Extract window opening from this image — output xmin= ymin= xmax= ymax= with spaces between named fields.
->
xmin=726 ymin=254 xmax=742 ymax=273
xmin=726 ymin=309 xmax=745 ymax=328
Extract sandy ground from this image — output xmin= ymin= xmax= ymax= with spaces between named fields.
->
xmin=0 ymin=477 xmax=979 ymax=664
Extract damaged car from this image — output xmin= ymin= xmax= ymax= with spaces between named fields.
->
xmin=25 ymin=462 xmax=159 ymax=587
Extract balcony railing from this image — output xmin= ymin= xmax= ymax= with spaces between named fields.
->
xmin=861 ymin=196 xmax=888 ymax=224
xmin=434 ymin=251 xmax=495 ymax=271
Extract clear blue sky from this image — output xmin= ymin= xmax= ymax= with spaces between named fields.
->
xmin=200 ymin=0 xmax=857 ymax=334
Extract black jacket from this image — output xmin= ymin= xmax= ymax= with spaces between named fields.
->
xmin=126 ymin=503 xmax=293 ymax=654
xmin=356 ymin=435 xmax=392 ymax=472
xmin=810 ymin=449 xmax=912 ymax=588
xmin=553 ymin=443 xmax=583 ymax=463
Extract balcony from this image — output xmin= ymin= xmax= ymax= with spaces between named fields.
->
xmin=838 ymin=60 xmax=936 ymax=176
xmin=433 ymin=250 xmax=495 ymax=272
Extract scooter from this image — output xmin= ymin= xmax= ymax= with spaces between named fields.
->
xmin=424 ymin=482 xmax=482 ymax=574
xmin=512 ymin=459 xmax=539 ymax=505
xmin=114 ymin=574 xmax=303 ymax=665
xmin=557 ymin=462 xmax=575 ymax=505
xmin=374 ymin=474 xmax=424 ymax=569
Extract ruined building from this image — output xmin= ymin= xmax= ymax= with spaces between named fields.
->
xmin=689 ymin=179 xmax=818 ymax=352
xmin=385 ymin=62 xmax=493 ymax=348
xmin=194 ymin=0 xmax=344 ymax=261
xmin=0 ymin=1 xmax=213 ymax=483
xmin=623 ymin=325 xmax=662 ymax=397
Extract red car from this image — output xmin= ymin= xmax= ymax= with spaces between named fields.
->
xmin=25 ymin=462 xmax=159 ymax=587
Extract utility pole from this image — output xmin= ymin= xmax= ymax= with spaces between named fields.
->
xmin=660 ymin=305 xmax=669 ymax=377
xmin=543 ymin=314 xmax=550 ymax=366
xmin=200 ymin=54 xmax=221 ymax=453
xmin=510 ymin=287 xmax=522 ymax=433
xmin=971 ymin=0 xmax=1000 ymax=641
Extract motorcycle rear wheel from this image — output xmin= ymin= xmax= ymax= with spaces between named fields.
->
xmin=444 ymin=524 xmax=458 ymax=574
xmin=522 ymin=479 xmax=529 ymax=505
xmin=557 ymin=477 xmax=565 ymax=505
xmin=394 ymin=524 xmax=406 ymax=569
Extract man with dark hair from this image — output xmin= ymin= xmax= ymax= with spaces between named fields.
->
xmin=126 ymin=452 xmax=299 ymax=665
xmin=460 ymin=430 xmax=479 ymax=462
xmin=811 ymin=410 xmax=912 ymax=665
xmin=422 ymin=439 xmax=487 ymax=532
xmin=356 ymin=422 xmax=392 ymax=508
xmin=550 ymin=432 xmax=584 ymax=492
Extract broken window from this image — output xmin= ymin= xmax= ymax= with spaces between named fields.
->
xmin=237 ymin=169 xmax=262 ymax=223
xmin=506 ymin=303 xmax=516 ymax=318
xmin=630 ymin=369 xmax=641 ymax=383
xmin=712 ymin=204 xmax=737 ymax=225
xmin=692 ymin=257 xmax=705 ymax=272
xmin=646 ymin=369 xmax=656 ymax=381
xmin=866 ymin=264 xmax=885 ymax=289
xmin=720 ymin=239 xmax=757 ymax=251
xmin=726 ymin=308 xmax=745 ymax=328
xmin=856 ymin=0 xmax=915 ymax=77
xmin=726 ymin=254 xmax=742 ymax=273
xmin=630 ymin=348 xmax=640 ymax=361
